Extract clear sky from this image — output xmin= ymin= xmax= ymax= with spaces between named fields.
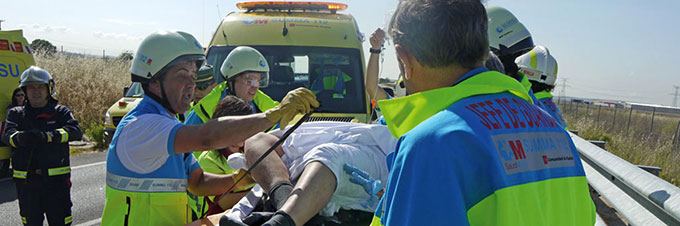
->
xmin=3 ymin=0 xmax=679 ymax=106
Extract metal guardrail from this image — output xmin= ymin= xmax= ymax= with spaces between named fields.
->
xmin=570 ymin=132 xmax=680 ymax=225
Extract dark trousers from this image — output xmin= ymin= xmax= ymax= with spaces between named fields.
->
xmin=15 ymin=173 xmax=72 ymax=226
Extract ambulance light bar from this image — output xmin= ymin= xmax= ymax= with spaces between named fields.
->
xmin=236 ymin=1 xmax=348 ymax=13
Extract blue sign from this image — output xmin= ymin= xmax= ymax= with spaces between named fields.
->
xmin=0 ymin=63 xmax=21 ymax=78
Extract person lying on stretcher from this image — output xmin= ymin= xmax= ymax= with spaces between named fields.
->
xmin=220 ymin=121 xmax=397 ymax=226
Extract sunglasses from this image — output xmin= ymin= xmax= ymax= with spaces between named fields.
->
xmin=196 ymin=83 xmax=214 ymax=91
xmin=15 ymin=93 xmax=25 ymax=97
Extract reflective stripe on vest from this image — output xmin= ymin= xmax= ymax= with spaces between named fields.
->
xmin=9 ymin=132 xmax=18 ymax=148
xmin=13 ymin=167 xmax=70 ymax=178
xmin=56 ymin=128 xmax=68 ymax=143
xmin=106 ymin=172 xmax=188 ymax=193
xmin=48 ymin=166 xmax=71 ymax=176
xmin=13 ymin=170 xmax=27 ymax=179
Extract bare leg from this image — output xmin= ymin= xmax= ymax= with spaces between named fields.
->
xmin=280 ymin=161 xmax=337 ymax=226
xmin=244 ymin=132 xmax=290 ymax=192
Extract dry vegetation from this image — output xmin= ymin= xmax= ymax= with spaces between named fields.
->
xmin=34 ymin=53 xmax=130 ymax=147
xmin=560 ymin=102 xmax=680 ymax=186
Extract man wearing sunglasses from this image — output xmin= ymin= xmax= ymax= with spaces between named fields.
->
xmin=193 ymin=64 xmax=218 ymax=105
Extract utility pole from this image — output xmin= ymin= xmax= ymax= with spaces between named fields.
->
xmin=0 ymin=19 xmax=5 ymax=31
xmin=558 ymin=78 xmax=568 ymax=104
xmin=672 ymin=85 xmax=679 ymax=107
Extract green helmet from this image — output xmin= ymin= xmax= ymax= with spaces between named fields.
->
xmin=131 ymin=31 xmax=205 ymax=83
xmin=220 ymin=46 xmax=269 ymax=87
xmin=19 ymin=66 xmax=56 ymax=97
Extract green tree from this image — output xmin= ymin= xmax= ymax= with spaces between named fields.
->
xmin=118 ymin=50 xmax=134 ymax=61
xmin=30 ymin=39 xmax=57 ymax=55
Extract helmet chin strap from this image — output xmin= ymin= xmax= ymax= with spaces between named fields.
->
xmin=227 ymin=80 xmax=237 ymax=96
xmin=159 ymin=81 xmax=177 ymax=115
xmin=146 ymin=78 xmax=177 ymax=115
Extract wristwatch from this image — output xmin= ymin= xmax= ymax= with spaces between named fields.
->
xmin=369 ymin=48 xmax=381 ymax=54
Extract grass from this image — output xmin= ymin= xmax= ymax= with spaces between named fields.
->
xmin=34 ymin=53 xmax=130 ymax=152
xmin=559 ymin=102 xmax=680 ymax=186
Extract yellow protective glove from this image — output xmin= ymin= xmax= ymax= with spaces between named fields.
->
xmin=232 ymin=169 xmax=256 ymax=192
xmin=265 ymin=87 xmax=319 ymax=129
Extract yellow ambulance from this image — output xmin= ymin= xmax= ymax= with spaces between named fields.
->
xmin=205 ymin=1 xmax=370 ymax=123
xmin=0 ymin=30 xmax=35 ymax=177
xmin=103 ymin=83 xmax=143 ymax=145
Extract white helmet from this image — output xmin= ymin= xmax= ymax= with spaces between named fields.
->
xmin=394 ymin=76 xmax=407 ymax=97
xmin=515 ymin=45 xmax=558 ymax=86
xmin=20 ymin=66 xmax=56 ymax=97
xmin=486 ymin=6 xmax=534 ymax=57
xmin=220 ymin=46 xmax=269 ymax=87
xmin=131 ymin=31 xmax=205 ymax=83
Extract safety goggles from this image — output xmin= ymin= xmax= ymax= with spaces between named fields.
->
xmin=239 ymin=72 xmax=265 ymax=87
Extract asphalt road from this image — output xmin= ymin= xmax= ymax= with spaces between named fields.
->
xmin=0 ymin=151 xmax=107 ymax=226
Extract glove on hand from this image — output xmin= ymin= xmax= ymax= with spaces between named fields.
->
xmin=343 ymin=164 xmax=382 ymax=208
xmin=232 ymin=169 xmax=256 ymax=192
xmin=265 ymin=88 xmax=319 ymax=130
xmin=11 ymin=130 xmax=49 ymax=147
xmin=27 ymin=129 xmax=50 ymax=143
xmin=11 ymin=131 xmax=31 ymax=148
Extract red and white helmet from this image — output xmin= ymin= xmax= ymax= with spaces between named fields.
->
xmin=515 ymin=45 xmax=558 ymax=86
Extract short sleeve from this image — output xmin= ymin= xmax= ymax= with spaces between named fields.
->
xmin=116 ymin=114 xmax=184 ymax=174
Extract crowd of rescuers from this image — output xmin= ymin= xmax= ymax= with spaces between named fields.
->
xmin=97 ymin=1 xmax=583 ymax=226
xmin=0 ymin=1 xmax=582 ymax=225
